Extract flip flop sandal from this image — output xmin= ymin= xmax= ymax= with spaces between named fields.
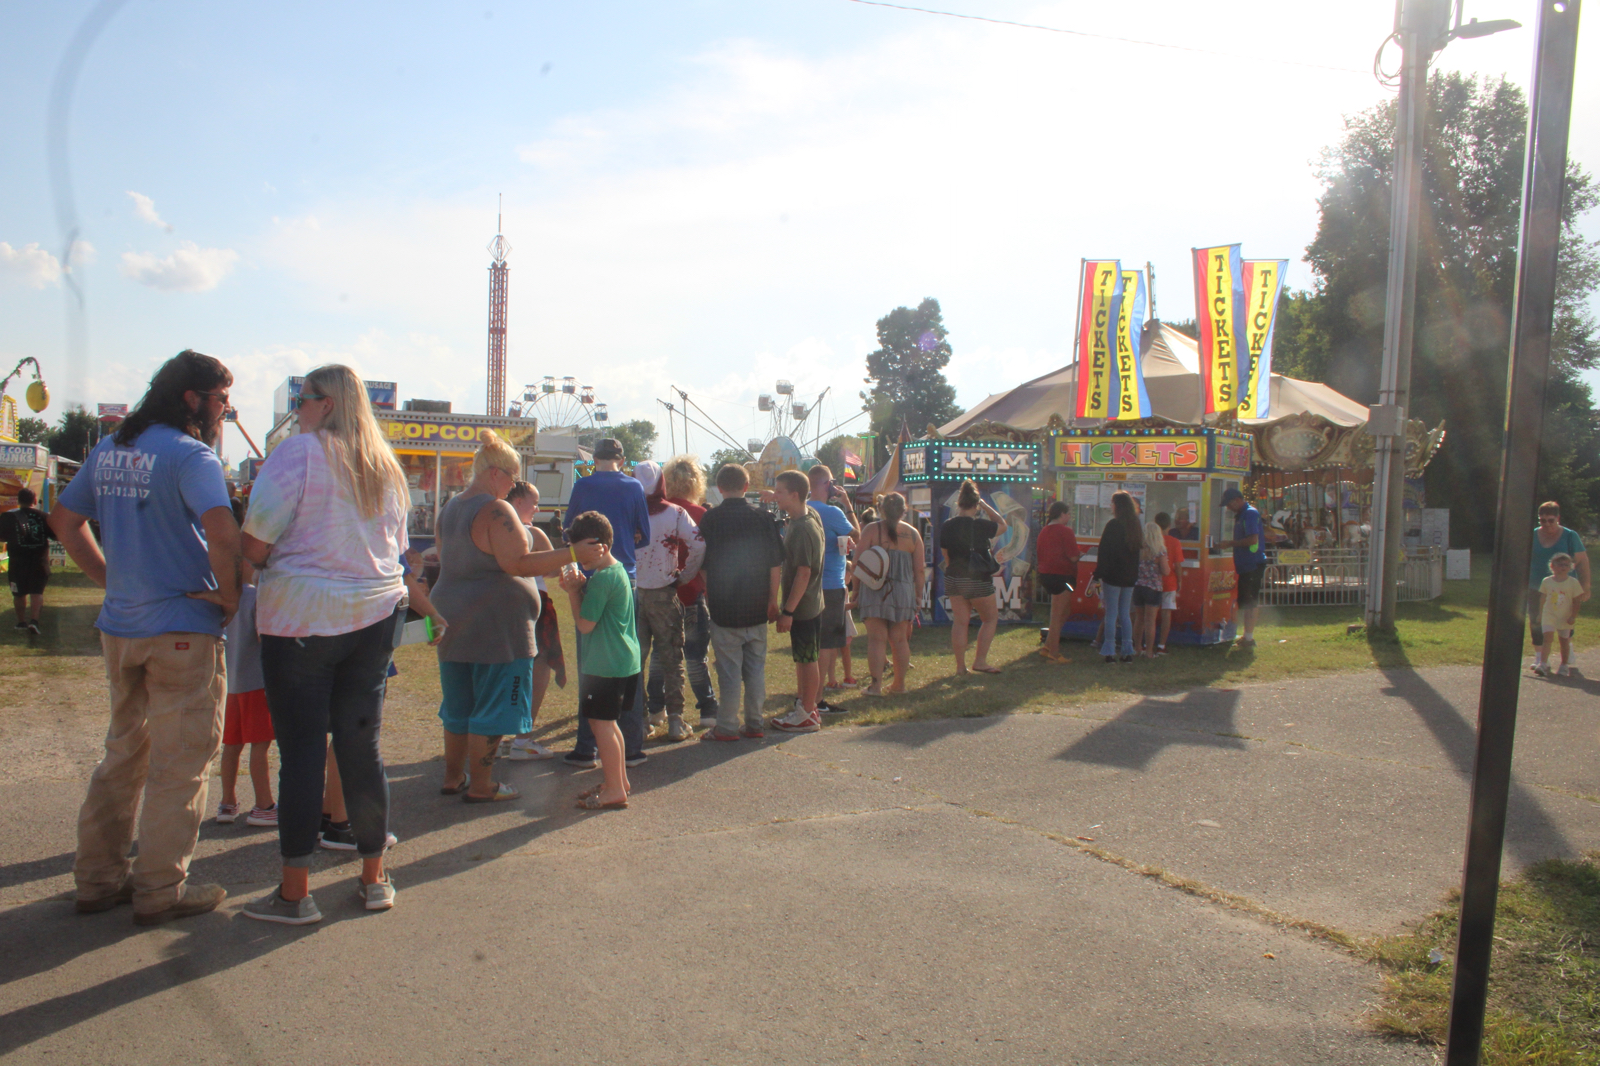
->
xmin=463 ymin=781 xmax=520 ymax=803
xmin=439 ymin=777 xmax=470 ymax=796
xmin=575 ymin=793 xmax=628 ymax=810
xmin=973 ymin=666 xmax=1002 ymax=674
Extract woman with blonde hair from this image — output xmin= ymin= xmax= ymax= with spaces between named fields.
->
xmin=1132 ymin=520 xmax=1170 ymax=658
xmin=429 ymin=428 xmax=580 ymax=804
xmin=855 ymin=492 xmax=924 ymax=695
xmin=241 ymin=364 xmax=413 ymax=924
xmin=658 ymin=455 xmax=719 ymax=726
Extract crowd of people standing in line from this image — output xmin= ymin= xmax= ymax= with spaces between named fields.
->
xmin=45 ymin=350 xmax=1592 ymax=930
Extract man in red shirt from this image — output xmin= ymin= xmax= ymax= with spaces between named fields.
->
xmin=659 ymin=456 xmax=718 ymax=726
xmin=1155 ymin=512 xmax=1183 ymax=655
xmin=1035 ymin=501 xmax=1080 ymax=663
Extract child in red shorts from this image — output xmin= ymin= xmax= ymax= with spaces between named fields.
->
xmin=218 ymin=571 xmax=277 ymax=826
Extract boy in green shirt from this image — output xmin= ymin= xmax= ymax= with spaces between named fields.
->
xmin=561 ymin=511 xmax=642 ymax=809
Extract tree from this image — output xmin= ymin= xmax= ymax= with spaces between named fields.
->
xmin=814 ymin=436 xmax=848 ymax=482
xmin=707 ymin=447 xmax=751 ymax=479
xmin=579 ymin=418 xmax=658 ymax=462
xmin=47 ymin=407 xmax=102 ymax=462
xmin=863 ymin=297 xmax=963 ymax=459
xmin=1298 ymin=72 xmax=1600 ymax=545
xmin=14 ymin=417 xmax=50 ymax=445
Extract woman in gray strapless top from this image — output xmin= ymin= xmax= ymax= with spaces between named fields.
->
xmin=429 ymin=431 xmax=576 ymax=803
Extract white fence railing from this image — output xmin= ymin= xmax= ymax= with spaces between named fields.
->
xmin=1259 ymin=546 xmax=1442 ymax=607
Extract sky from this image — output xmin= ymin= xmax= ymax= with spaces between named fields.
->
xmin=0 ymin=0 xmax=1594 ymax=469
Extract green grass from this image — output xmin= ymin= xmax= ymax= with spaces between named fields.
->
xmin=1360 ymin=853 xmax=1600 ymax=1064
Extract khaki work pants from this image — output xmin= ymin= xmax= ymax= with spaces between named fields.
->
xmin=74 ymin=632 xmax=225 ymax=914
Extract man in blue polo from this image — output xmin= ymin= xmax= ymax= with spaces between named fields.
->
xmin=1216 ymin=487 xmax=1262 ymax=647
xmin=562 ymin=437 xmax=651 ymax=768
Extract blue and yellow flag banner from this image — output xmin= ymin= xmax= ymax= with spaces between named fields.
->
xmin=1192 ymin=244 xmax=1245 ymax=414
xmin=1236 ymin=259 xmax=1287 ymax=420
xmin=1110 ymin=268 xmax=1151 ymax=420
xmin=1074 ymin=260 xmax=1122 ymax=421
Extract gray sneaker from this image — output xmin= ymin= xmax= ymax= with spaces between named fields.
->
xmin=242 ymin=888 xmax=323 ymax=925
xmin=355 ymin=875 xmax=396 ymax=911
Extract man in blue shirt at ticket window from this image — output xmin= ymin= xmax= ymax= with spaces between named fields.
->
xmin=1216 ymin=487 xmax=1262 ymax=647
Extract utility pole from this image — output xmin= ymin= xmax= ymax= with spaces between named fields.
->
xmin=1365 ymin=0 xmax=1442 ymax=630
xmin=1444 ymin=4 xmax=1579 ymax=1060
xmin=1365 ymin=0 xmax=1521 ymax=630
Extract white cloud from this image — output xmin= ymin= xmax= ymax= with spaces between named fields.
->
xmin=119 ymin=241 xmax=239 ymax=292
xmin=127 ymin=191 xmax=174 ymax=232
xmin=0 ymin=243 xmax=63 ymax=288
xmin=0 ymin=241 xmax=95 ymax=288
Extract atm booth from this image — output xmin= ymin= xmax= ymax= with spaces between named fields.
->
xmin=899 ymin=439 xmax=1041 ymax=625
xmin=1051 ymin=426 xmax=1253 ymax=645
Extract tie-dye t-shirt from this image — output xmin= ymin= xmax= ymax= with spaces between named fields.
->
xmin=244 ymin=432 xmax=408 ymax=638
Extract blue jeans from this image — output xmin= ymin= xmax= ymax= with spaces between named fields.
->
xmin=1100 ymin=584 xmax=1135 ymax=658
xmin=260 ymin=609 xmax=399 ymax=865
xmin=651 ymin=594 xmax=717 ymax=715
xmin=573 ymin=592 xmax=646 ymax=760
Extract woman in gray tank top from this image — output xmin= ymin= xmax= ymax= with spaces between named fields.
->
xmin=429 ymin=431 xmax=582 ymax=803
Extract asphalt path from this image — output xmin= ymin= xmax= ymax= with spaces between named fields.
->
xmin=2 ymin=664 xmax=1595 ymax=1064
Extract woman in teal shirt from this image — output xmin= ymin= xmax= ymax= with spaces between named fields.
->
xmin=1528 ymin=501 xmax=1589 ymax=673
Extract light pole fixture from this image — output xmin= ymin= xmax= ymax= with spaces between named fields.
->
xmin=1363 ymin=0 xmax=1520 ymax=632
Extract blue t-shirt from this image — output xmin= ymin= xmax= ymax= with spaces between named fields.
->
xmin=58 ymin=425 xmax=233 ymax=638
xmin=807 ymin=500 xmax=854 ymax=590
xmin=1529 ymin=526 xmax=1585 ymax=590
xmin=564 ymin=470 xmax=651 ymax=577
xmin=1232 ymin=504 xmax=1263 ymax=574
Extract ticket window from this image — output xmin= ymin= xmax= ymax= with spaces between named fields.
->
xmin=396 ymin=452 xmax=439 ymax=539
xmin=1209 ymin=478 xmax=1241 ymax=555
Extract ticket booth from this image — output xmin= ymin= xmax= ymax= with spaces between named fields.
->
xmin=1050 ymin=426 xmax=1253 ymax=645
xmin=899 ymin=439 xmax=1041 ymax=625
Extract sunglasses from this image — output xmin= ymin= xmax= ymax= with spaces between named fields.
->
xmin=1540 ymin=515 xmax=1560 ymax=523
xmin=293 ymin=393 xmax=329 ymax=409
xmin=196 ymin=390 xmax=230 ymax=405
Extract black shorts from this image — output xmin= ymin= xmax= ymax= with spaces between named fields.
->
xmin=819 ymin=588 xmax=848 ymax=650
xmin=1132 ymin=585 xmax=1162 ymax=608
xmin=578 ymin=672 xmax=639 ymax=722
xmin=1236 ymin=567 xmax=1263 ymax=609
xmin=1038 ymin=573 xmax=1073 ymax=597
xmin=8 ymin=563 xmax=48 ymax=597
xmin=788 ymin=615 xmax=821 ymax=664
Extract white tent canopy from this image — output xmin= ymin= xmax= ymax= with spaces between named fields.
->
xmin=939 ymin=322 xmax=1367 ymax=436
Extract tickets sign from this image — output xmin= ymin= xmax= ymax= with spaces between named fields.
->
xmin=1236 ymin=259 xmax=1288 ymax=420
xmin=1192 ymin=244 xmax=1246 ymax=413
xmin=1055 ymin=434 xmax=1252 ymax=472
xmin=1073 ymin=260 xmax=1121 ymax=420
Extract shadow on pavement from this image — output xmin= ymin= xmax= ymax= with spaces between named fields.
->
xmin=1370 ymin=633 xmax=1575 ymax=866
xmin=1054 ymin=688 xmax=1247 ymax=771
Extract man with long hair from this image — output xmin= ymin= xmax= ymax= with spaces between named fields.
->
xmin=50 ymin=348 xmax=241 ymax=925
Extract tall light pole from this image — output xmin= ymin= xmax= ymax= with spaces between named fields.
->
xmin=1364 ymin=0 xmax=1520 ymax=630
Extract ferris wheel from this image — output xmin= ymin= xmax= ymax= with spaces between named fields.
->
xmin=508 ymin=375 xmax=609 ymax=431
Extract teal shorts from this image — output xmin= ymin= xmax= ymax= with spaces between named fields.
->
xmin=438 ymin=658 xmax=535 ymax=737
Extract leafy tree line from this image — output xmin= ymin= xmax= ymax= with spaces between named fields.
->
xmin=16 ymin=407 xmax=102 ymax=462
xmin=1269 ymin=72 xmax=1599 ymax=546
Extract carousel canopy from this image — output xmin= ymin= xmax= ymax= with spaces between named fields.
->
xmin=1239 ymin=375 xmax=1368 ymax=429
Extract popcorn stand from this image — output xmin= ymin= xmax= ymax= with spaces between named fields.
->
xmin=897 ymin=439 xmax=1042 ymax=625
xmin=1051 ymin=425 xmax=1254 ymax=645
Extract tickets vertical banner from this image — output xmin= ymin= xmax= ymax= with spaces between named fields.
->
xmin=1236 ymin=259 xmax=1287 ymax=419
xmin=1073 ymin=260 xmax=1122 ymax=420
xmin=1192 ymin=244 xmax=1245 ymax=414
xmin=1111 ymin=268 xmax=1151 ymax=420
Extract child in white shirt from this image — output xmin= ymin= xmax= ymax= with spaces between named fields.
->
xmin=1537 ymin=552 xmax=1589 ymax=677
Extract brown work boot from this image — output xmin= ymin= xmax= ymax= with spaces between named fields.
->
xmin=75 ymin=879 xmax=135 ymax=914
xmin=132 ymin=883 xmax=227 ymax=927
